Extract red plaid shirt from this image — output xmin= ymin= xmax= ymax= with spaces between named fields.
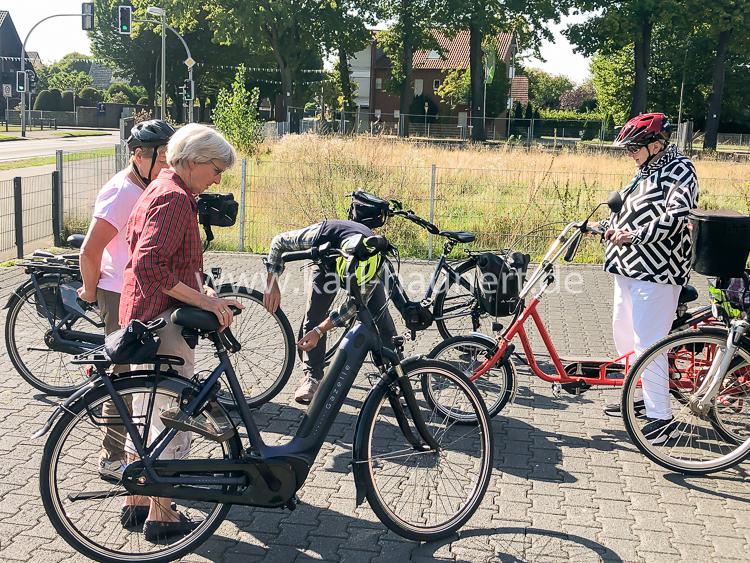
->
xmin=119 ymin=169 xmax=203 ymax=324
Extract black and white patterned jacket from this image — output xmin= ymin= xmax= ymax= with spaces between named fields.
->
xmin=600 ymin=144 xmax=699 ymax=286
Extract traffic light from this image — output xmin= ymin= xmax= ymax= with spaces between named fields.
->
xmin=16 ymin=71 xmax=27 ymax=93
xmin=118 ymin=5 xmax=132 ymax=35
xmin=183 ymin=79 xmax=194 ymax=101
xmin=81 ymin=3 xmax=94 ymax=31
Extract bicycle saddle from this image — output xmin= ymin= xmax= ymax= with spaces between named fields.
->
xmin=67 ymin=234 xmax=85 ymax=249
xmin=172 ymin=305 xmax=243 ymax=332
xmin=679 ymin=285 xmax=698 ymax=304
xmin=440 ymin=231 xmax=476 ymax=243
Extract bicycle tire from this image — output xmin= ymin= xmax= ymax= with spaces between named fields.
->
xmin=621 ymin=328 xmax=750 ymax=475
xmin=352 ymin=358 xmax=494 ymax=541
xmin=209 ymin=284 xmax=295 ymax=408
xmin=5 ymin=278 xmax=97 ymax=396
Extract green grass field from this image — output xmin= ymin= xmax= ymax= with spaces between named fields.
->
xmin=0 ymin=147 xmax=115 ymax=171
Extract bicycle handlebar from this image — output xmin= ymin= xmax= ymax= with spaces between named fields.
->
xmin=392 ymin=209 xmax=441 ymax=235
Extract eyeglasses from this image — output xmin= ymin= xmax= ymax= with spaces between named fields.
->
xmin=625 ymin=144 xmax=645 ymax=154
xmin=209 ymin=160 xmax=226 ymax=175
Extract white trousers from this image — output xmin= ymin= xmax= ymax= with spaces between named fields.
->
xmin=612 ymin=275 xmax=681 ymax=420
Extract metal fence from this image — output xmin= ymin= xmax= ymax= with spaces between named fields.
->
xmin=5 ymin=148 xmax=750 ymax=262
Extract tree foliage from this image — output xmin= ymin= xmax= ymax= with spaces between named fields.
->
xmin=212 ymin=65 xmax=264 ymax=155
xmin=559 ymin=82 xmax=596 ymax=111
xmin=524 ymin=68 xmax=574 ymax=110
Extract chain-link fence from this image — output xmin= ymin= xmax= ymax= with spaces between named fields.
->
xmin=0 ymin=179 xmax=15 ymax=256
xmin=61 ymin=148 xmax=119 ymax=226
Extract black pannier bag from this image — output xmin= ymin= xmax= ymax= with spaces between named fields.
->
xmin=105 ymin=319 xmax=160 ymax=364
xmin=197 ymin=192 xmax=239 ymax=244
xmin=347 ymin=190 xmax=390 ymax=228
xmin=688 ymin=209 xmax=750 ymax=278
xmin=475 ymin=251 xmax=530 ymax=317
xmin=197 ymin=193 xmax=239 ymax=227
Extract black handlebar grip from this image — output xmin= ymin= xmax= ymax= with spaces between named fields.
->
xmin=364 ymin=235 xmax=389 ymax=252
xmin=281 ymin=249 xmax=314 ymax=263
xmin=563 ymin=235 xmax=582 ymax=262
xmin=221 ymin=327 xmax=242 ymax=353
xmin=228 ymin=305 xmax=243 ymax=317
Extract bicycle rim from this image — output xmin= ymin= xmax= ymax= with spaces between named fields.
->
xmin=435 ymin=261 xmax=501 ymax=339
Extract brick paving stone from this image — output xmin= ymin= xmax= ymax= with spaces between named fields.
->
xmin=0 ymin=257 xmax=746 ymax=562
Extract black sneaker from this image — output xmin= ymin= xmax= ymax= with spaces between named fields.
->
xmin=604 ymin=399 xmax=646 ymax=418
xmin=120 ymin=505 xmax=149 ymax=528
xmin=642 ymin=417 xmax=680 ymax=445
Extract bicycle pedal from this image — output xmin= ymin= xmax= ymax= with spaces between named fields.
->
xmin=160 ymin=404 xmax=235 ymax=442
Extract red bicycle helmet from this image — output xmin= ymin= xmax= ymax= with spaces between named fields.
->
xmin=614 ymin=112 xmax=671 ymax=147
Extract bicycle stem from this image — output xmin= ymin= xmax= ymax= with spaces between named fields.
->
xmin=690 ymin=319 xmax=750 ymax=415
xmin=520 ymin=223 xmax=581 ymax=301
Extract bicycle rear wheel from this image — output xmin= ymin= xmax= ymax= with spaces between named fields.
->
xmin=199 ymin=285 xmax=295 ymax=408
xmin=5 ymin=278 xmax=100 ymax=396
xmin=622 ymin=328 xmax=750 ymax=475
xmin=433 ymin=259 xmax=504 ymax=339
xmin=40 ymin=374 xmax=241 ymax=563
xmin=353 ymin=358 xmax=494 ymax=541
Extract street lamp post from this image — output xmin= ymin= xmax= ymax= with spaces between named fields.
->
xmin=147 ymin=6 xmax=166 ymax=119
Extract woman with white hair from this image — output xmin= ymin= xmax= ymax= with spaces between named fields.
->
xmin=119 ymin=123 xmax=243 ymax=541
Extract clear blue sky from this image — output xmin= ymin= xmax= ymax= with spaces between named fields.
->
xmin=4 ymin=2 xmax=592 ymax=83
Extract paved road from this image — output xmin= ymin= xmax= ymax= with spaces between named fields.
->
xmin=0 ymin=255 xmax=748 ymax=562
xmin=0 ymin=132 xmax=120 ymax=162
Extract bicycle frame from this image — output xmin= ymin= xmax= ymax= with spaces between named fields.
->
xmin=473 ymin=223 xmax=713 ymax=390
xmin=95 ymin=293 xmax=436 ymax=507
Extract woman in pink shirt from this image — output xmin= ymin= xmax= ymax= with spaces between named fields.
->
xmin=77 ymin=120 xmax=174 ymax=481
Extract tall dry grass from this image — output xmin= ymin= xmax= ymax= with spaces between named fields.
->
xmin=209 ymin=135 xmax=750 ymax=262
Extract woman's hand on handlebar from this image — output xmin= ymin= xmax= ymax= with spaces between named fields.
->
xmin=604 ymin=228 xmax=634 ymax=247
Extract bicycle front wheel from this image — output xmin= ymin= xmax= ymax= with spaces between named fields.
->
xmin=427 ymin=334 xmax=516 ymax=420
xmin=5 ymin=278 xmax=100 ymax=396
xmin=198 ymin=285 xmax=295 ymax=408
xmin=40 ymin=374 xmax=242 ymax=563
xmin=353 ymin=358 xmax=494 ymax=541
xmin=622 ymin=328 xmax=750 ymax=475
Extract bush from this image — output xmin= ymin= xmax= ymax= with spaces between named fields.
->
xmin=108 ymin=91 xmax=131 ymax=104
xmin=33 ymin=90 xmax=53 ymax=110
xmin=48 ymin=89 xmax=63 ymax=111
xmin=212 ymin=64 xmax=264 ymax=155
xmin=78 ymin=87 xmax=103 ymax=107
xmin=136 ymin=96 xmax=150 ymax=106
xmin=407 ymin=94 xmax=439 ymax=123
xmin=107 ymin=83 xmax=137 ymax=103
xmin=580 ymin=121 xmax=601 ymax=141
xmin=61 ymin=90 xmax=75 ymax=111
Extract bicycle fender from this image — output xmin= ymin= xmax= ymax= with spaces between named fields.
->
xmin=32 ymin=380 xmax=97 ymax=439
xmin=350 ymin=356 xmax=427 ymax=506
xmin=4 ymin=279 xmax=34 ymax=309
xmin=466 ymin=332 xmax=519 ymax=404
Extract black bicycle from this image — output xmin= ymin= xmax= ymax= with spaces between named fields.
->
xmin=4 ymin=235 xmax=295 ymax=406
xmin=36 ymin=235 xmax=493 ymax=562
xmin=318 ymin=198 xmax=513 ymax=361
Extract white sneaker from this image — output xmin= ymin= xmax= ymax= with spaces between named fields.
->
xmin=99 ymin=458 xmax=127 ymax=481
xmin=294 ymin=375 xmax=319 ymax=405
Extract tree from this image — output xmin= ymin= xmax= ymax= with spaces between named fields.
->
xmin=61 ymin=90 xmax=75 ymax=111
xmin=78 ymin=87 xmax=104 ymax=107
xmin=524 ymin=101 xmax=533 ymax=119
xmin=408 ymin=93 xmax=439 ymax=123
xmin=46 ymin=70 xmax=92 ymax=93
xmin=107 ymin=83 xmax=138 ymax=104
xmin=37 ymin=52 xmax=93 ymax=90
xmin=566 ymin=1 xmax=687 ymax=118
xmin=47 ymin=89 xmax=63 ymax=111
xmin=590 ymin=49 xmax=633 ymax=125
xmin=212 ymin=65 xmax=264 ymax=155
xmin=436 ymin=68 xmax=470 ymax=109
xmin=559 ymin=83 xmax=596 ymax=111
xmin=525 ymin=68 xmax=574 ymax=109
xmin=378 ymin=0 xmax=438 ymax=137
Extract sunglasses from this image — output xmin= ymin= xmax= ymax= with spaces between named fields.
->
xmin=625 ymin=144 xmax=645 ymax=154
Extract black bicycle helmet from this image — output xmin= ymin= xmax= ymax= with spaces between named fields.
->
xmin=126 ymin=119 xmax=175 ymax=151
xmin=126 ymin=119 xmax=175 ymax=183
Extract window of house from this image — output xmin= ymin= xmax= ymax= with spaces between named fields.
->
xmin=375 ymin=77 xmax=383 ymax=90
xmin=374 ymin=109 xmax=381 ymax=117
xmin=508 ymin=65 xmax=516 ymax=79
xmin=427 ymin=50 xmax=440 ymax=59
xmin=414 ymin=78 xmax=423 ymax=96
xmin=393 ymin=110 xmax=400 ymax=118
xmin=433 ymin=79 xmax=441 ymax=91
